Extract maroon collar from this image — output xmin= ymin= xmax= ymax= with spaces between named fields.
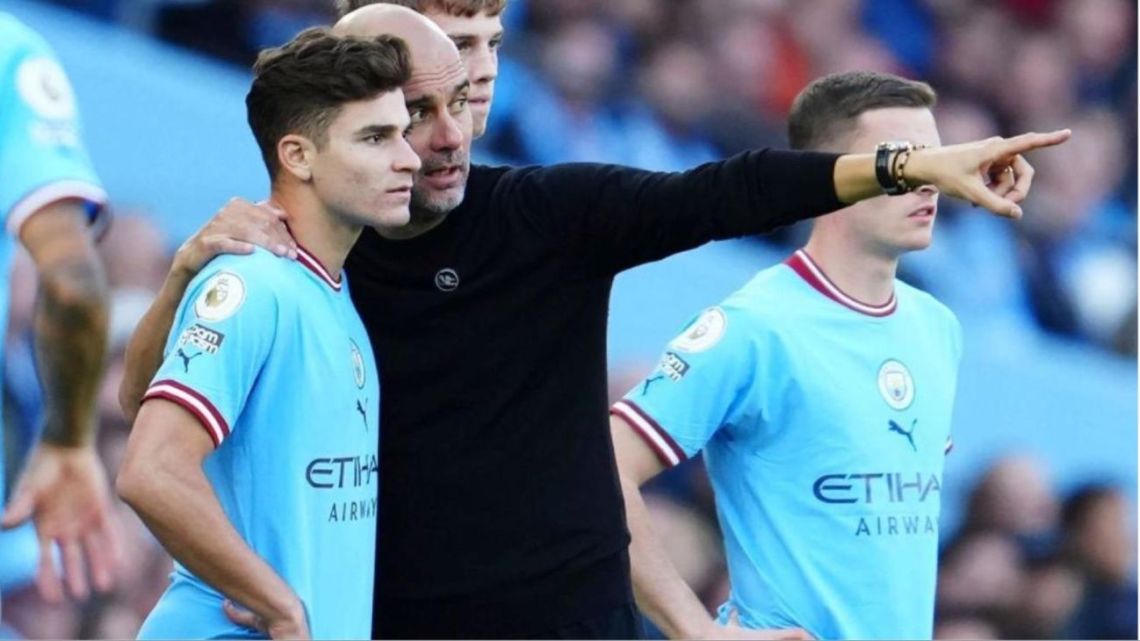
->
xmin=295 ymin=244 xmax=342 ymax=291
xmin=784 ymin=249 xmax=896 ymax=317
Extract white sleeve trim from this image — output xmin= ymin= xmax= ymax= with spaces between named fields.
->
xmin=8 ymin=180 xmax=108 ymax=238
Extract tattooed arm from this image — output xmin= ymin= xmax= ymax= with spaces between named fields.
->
xmin=0 ymin=200 xmax=119 ymax=602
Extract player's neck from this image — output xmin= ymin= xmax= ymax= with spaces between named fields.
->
xmin=802 ymin=233 xmax=898 ymax=307
xmin=271 ymin=187 xmax=359 ymax=280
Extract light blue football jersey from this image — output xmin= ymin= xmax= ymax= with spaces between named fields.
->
xmin=137 ymin=247 xmax=380 ymax=640
xmin=614 ymin=249 xmax=962 ymax=641
xmin=0 ymin=14 xmax=106 ymax=502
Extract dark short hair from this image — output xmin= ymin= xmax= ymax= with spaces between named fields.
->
xmin=246 ymin=27 xmax=412 ymax=180
xmin=788 ymin=71 xmax=937 ymax=152
xmin=335 ymin=0 xmax=506 ymax=20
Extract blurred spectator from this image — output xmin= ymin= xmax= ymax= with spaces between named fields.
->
xmin=152 ymin=0 xmax=333 ymax=65
xmin=1062 ymin=484 xmax=1138 ymax=640
xmin=1008 ymin=554 xmax=1086 ymax=638
xmin=1019 ymin=109 xmax=1137 ymax=350
xmin=936 ymin=529 xmax=1025 ymax=624
xmin=97 ymin=214 xmax=171 ymax=293
xmin=934 ymin=615 xmax=1001 ymax=640
xmin=960 ymin=455 xmax=1059 ymax=551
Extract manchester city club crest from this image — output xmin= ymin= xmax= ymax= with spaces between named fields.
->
xmin=194 ymin=272 xmax=246 ymax=322
xmin=350 ymin=340 xmax=366 ymax=389
xmin=877 ymin=359 xmax=915 ymax=410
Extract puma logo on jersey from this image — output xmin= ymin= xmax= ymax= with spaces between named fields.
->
xmin=356 ymin=398 xmax=368 ymax=430
xmin=888 ymin=419 xmax=918 ymax=452
xmin=176 ymin=348 xmax=204 ymax=373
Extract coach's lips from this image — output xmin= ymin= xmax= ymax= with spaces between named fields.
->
xmin=908 ymin=205 xmax=936 ymax=219
xmin=421 ymin=165 xmax=463 ymax=190
xmin=469 ymin=96 xmax=490 ymax=106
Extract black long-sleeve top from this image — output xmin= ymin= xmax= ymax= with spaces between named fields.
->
xmin=345 ymin=150 xmax=844 ymax=638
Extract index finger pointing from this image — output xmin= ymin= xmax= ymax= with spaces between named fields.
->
xmin=999 ymin=129 xmax=1072 ymax=157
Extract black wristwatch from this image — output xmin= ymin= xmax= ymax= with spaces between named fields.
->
xmin=875 ymin=141 xmax=913 ymax=196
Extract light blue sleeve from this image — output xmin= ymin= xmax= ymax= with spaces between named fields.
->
xmin=0 ymin=17 xmax=106 ymax=237
xmin=612 ymin=305 xmax=761 ymax=467
xmin=142 ymin=258 xmax=279 ymax=447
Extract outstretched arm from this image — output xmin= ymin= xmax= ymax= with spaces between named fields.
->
xmin=119 ymin=199 xmax=294 ymax=423
xmin=519 ymin=130 xmax=1070 ymax=275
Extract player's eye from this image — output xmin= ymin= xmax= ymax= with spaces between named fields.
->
xmin=489 ymin=36 xmax=503 ymax=51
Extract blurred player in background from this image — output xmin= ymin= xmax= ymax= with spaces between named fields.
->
xmin=611 ymin=72 xmax=974 ymax=639
xmin=115 ymin=28 xmax=418 ymax=639
xmin=119 ymin=5 xmax=1069 ymax=638
xmin=0 ymin=13 xmax=118 ymax=611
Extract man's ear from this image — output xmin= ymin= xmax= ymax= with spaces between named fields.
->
xmin=278 ymin=134 xmax=316 ymax=182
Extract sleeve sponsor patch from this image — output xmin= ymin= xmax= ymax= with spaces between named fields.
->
xmin=194 ymin=271 xmax=246 ymax=321
xmin=16 ymin=57 xmax=77 ymax=120
xmin=669 ymin=307 xmax=727 ymax=353
xmin=660 ymin=351 xmax=690 ymax=381
xmin=177 ymin=323 xmax=225 ymax=354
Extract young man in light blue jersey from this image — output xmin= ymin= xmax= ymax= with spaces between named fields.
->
xmin=0 ymin=15 xmax=119 ymax=608
xmin=116 ymin=28 xmax=419 ymax=639
xmin=611 ymin=72 xmax=983 ymax=640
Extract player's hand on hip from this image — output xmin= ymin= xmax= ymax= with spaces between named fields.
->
xmin=905 ymin=129 xmax=1071 ymax=219
xmin=173 ymin=197 xmax=297 ymax=277
xmin=700 ymin=609 xmax=814 ymax=640
xmin=708 ymin=624 xmax=814 ymax=640
xmin=224 ymin=598 xmax=311 ymax=640
xmin=0 ymin=443 xmax=123 ymax=602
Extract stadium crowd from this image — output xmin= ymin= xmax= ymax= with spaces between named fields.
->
xmin=0 ymin=0 xmax=1135 ymax=639
xmin=41 ymin=0 xmax=1140 ymax=356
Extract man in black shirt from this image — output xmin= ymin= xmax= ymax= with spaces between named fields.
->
xmin=119 ymin=5 xmax=1069 ymax=639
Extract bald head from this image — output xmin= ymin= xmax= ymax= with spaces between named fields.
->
xmin=335 ymin=4 xmax=457 ymax=64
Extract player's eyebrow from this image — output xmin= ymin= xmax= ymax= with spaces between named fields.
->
xmin=450 ymin=29 xmax=504 ymax=41
xmin=355 ymin=123 xmax=401 ymax=138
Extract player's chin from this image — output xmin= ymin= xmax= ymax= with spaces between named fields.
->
xmin=470 ymin=106 xmax=490 ymax=139
xmin=896 ymin=232 xmax=934 ymax=252
xmin=367 ymin=204 xmax=413 ymax=230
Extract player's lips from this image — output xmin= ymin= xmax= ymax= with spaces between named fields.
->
xmin=387 ymin=184 xmax=412 ymax=200
xmin=421 ymin=165 xmax=463 ymax=190
xmin=908 ymin=205 xmax=936 ymax=219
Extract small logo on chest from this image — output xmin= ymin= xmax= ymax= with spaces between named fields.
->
xmin=350 ymin=340 xmax=366 ymax=389
xmin=877 ymin=359 xmax=915 ymax=410
xmin=356 ymin=398 xmax=368 ymax=430
xmin=434 ymin=268 xmax=459 ymax=292
xmin=888 ymin=418 xmax=918 ymax=452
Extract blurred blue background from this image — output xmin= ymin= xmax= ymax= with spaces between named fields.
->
xmin=0 ymin=0 xmax=1134 ymax=638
